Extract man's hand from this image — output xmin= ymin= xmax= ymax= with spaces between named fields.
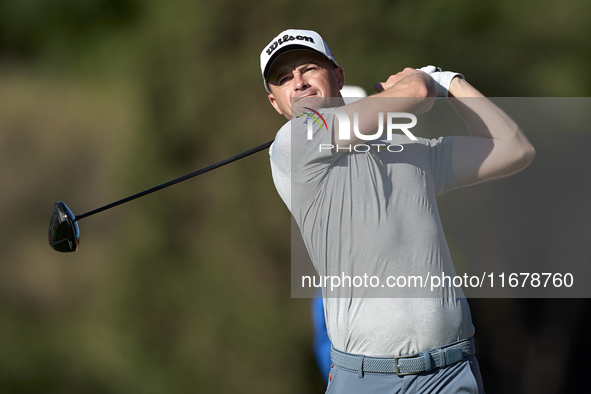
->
xmin=374 ymin=68 xmax=435 ymax=96
xmin=417 ymin=65 xmax=464 ymax=97
xmin=331 ymin=68 xmax=435 ymax=147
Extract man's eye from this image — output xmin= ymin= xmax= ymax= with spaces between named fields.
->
xmin=278 ymin=75 xmax=291 ymax=85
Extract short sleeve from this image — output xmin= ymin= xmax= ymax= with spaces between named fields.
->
xmin=289 ymin=111 xmax=341 ymax=185
xmin=269 ymin=110 xmax=340 ymax=210
xmin=427 ymin=136 xmax=460 ymax=195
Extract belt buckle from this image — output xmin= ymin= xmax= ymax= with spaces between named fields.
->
xmin=394 ymin=353 xmax=417 ymax=376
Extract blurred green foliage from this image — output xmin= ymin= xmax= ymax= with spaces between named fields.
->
xmin=1 ymin=0 xmax=590 ymax=393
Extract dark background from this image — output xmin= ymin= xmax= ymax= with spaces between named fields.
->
xmin=1 ymin=0 xmax=590 ymax=392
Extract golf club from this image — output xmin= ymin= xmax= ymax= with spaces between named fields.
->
xmin=48 ymin=140 xmax=274 ymax=253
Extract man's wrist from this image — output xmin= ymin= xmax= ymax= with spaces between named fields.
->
xmin=431 ymin=71 xmax=464 ymax=97
xmin=447 ymin=76 xmax=463 ymax=97
xmin=416 ymin=66 xmax=464 ymax=98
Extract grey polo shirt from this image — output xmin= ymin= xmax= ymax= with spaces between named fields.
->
xmin=270 ymin=111 xmax=474 ymax=357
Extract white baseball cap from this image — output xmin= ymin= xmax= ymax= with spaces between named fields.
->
xmin=260 ymin=29 xmax=339 ymax=91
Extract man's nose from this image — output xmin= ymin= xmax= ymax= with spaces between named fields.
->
xmin=293 ymin=72 xmax=308 ymax=90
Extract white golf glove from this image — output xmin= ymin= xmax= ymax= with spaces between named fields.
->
xmin=417 ymin=65 xmax=464 ymax=97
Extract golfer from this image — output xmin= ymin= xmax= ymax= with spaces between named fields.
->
xmin=261 ymin=29 xmax=535 ymax=393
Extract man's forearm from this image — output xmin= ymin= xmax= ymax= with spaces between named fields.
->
xmin=447 ymin=77 xmax=536 ymax=185
xmin=448 ymin=78 xmax=520 ymax=140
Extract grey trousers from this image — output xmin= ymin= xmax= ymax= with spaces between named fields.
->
xmin=326 ymin=355 xmax=484 ymax=394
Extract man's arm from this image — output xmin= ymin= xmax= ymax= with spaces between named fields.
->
xmin=447 ymin=77 xmax=536 ymax=186
xmin=333 ymin=68 xmax=436 ymax=146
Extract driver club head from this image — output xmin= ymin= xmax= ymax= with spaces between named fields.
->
xmin=48 ymin=201 xmax=79 ymax=252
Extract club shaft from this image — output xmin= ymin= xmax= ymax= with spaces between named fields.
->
xmin=74 ymin=140 xmax=274 ymax=221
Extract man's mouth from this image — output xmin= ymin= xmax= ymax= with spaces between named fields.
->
xmin=294 ymin=92 xmax=318 ymax=100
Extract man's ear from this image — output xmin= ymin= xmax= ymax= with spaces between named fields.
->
xmin=268 ymin=93 xmax=283 ymax=115
xmin=334 ymin=66 xmax=345 ymax=90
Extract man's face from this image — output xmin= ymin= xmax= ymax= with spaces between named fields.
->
xmin=267 ymin=50 xmax=344 ymax=119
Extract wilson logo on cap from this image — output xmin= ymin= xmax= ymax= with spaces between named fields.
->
xmin=266 ymin=34 xmax=316 ymax=56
